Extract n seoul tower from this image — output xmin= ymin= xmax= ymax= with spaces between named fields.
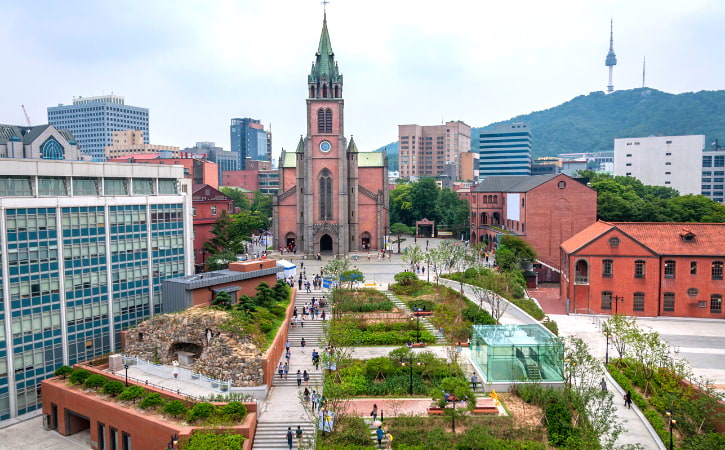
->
xmin=605 ymin=19 xmax=617 ymax=93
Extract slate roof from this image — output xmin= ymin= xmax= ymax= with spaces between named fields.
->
xmin=561 ymin=221 xmax=725 ymax=256
xmin=21 ymin=125 xmax=51 ymax=144
xmin=0 ymin=124 xmax=76 ymax=145
xmin=472 ymin=174 xmax=558 ymax=193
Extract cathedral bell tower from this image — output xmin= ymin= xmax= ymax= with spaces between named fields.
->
xmin=296 ymin=14 xmax=355 ymax=255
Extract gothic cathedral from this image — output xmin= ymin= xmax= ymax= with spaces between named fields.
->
xmin=273 ymin=15 xmax=389 ymax=256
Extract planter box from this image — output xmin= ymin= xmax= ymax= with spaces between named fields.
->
xmin=411 ymin=343 xmax=428 ymax=348
xmin=413 ymin=311 xmax=433 ymax=317
xmin=427 ymin=407 xmax=444 ymax=415
xmin=220 ymin=384 xmax=229 ymax=392
xmin=471 ymin=407 xmax=498 ymax=414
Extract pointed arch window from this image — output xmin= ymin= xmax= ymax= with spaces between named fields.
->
xmin=324 ymin=108 xmax=332 ymax=133
xmin=317 ymin=108 xmax=333 ymax=133
xmin=319 ymin=169 xmax=333 ymax=220
xmin=322 ymin=84 xmax=328 ymax=98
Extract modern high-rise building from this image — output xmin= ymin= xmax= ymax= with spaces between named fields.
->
xmin=613 ymin=135 xmax=704 ymax=195
xmin=398 ymin=121 xmax=471 ymax=179
xmin=47 ymin=95 xmax=149 ymax=161
xmin=104 ymin=130 xmax=179 ymax=159
xmin=181 ymin=142 xmax=238 ymax=185
xmin=701 ymin=140 xmax=725 ymax=203
xmin=230 ymin=118 xmax=269 ymax=170
xmin=477 ymin=123 xmax=532 ymax=177
xmin=0 ymin=160 xmax=192 ymax=425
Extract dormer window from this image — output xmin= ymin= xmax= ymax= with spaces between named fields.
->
xmin=680 ymin=232 xmax=696 ymax=242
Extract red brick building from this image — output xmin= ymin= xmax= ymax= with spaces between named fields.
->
xmin=560 ymin=221 xmax=725 ymax=318
xmin=466 ymin=174 xmax=597 ymax=278
xmin=273 ymin=16 xmax=388 ymax=255
xmin=192 ymin=184 xmax=235 ymax=271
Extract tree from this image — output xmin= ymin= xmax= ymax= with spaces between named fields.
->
xmin=431 ymin=377 xmax=474 ymax=433
xmin=401 ymin=244 xmax=424 ymax=271
xmin=219 ymin=186 xmax=251 ymax=211
xmin=389 ymin=222 xmax=413 ymax=254
xmin=251 ymin=191 xmax=273 ymax=219
xmin=497 ymin=235 xmax=537 ymax=270
xmin=436 ymin=189 xmax=470 ymax=239
xmin=604 ymin=314 xmax=637 ymax=360
xmin=323 ymin=259 xmax=351 ymax=288
xmin=339 ymin=269 xmax=364 ymax=289
xmin=389 ymin=183 xmax=414 ymax=226
xmin=205 ymin=210 xmax=245 ymax=259
xmin=102 ymin=380 xmax=125 ymax=397
xmin=410 ymin=177 xmax=440 ymax=223
xmin=212 ymin=291 xmax=233 ymax=309
xmin=54 ymin=365 xmax=73 ymax=379
xmin=468 ymin=269 xmax=510 ymax=324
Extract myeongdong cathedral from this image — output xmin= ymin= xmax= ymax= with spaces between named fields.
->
xmin=273 ymin=14 xmax=389 ymax=255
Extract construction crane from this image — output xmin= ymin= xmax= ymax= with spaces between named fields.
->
xmin=21 ymin=105 xmax=32 ymax=127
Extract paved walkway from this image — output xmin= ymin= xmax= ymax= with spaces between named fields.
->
xmin=528 ymin=284 xmax=566 ymax=314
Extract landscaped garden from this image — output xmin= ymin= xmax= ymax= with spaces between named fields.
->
xmin=390 ymin=272 xmax=496 ymax=343
xmin=604 ymin=315 xmax=725 ymax=449
xmin=328 ymin=288 xmax=437 ymax=346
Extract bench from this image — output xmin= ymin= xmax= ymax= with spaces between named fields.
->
xmin=413 ymin=311 xmax=433 ymax=317
xmin=471 ymin=406 xmax=499 ymax=414
xmin=411 ymin=342 xmax=428 ymax=348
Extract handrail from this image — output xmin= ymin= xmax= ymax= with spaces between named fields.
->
xmin=122 ymin=354 xmax=232 ymax=392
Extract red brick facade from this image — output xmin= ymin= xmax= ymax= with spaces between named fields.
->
xmin=192 ymin=184 xmax=235 ymax=271
xmin=561 ymin=221 xmax=725 ymax=318
xmin=466 ymin=174 xmax=597 ymax=269
xmin=41 ymin=364 xmax=257 ymax=450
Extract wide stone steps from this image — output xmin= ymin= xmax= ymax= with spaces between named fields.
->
xmin=252 ymin=421 xmax=316 ymax=449
xmin=271 ymin=373 xmax=324 ymax=387
xmin=383 ymin=291 xmax=447 ymax=345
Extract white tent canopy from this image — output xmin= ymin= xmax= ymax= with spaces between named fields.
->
xmin=276 ymin=260 xmax=296 ymax=279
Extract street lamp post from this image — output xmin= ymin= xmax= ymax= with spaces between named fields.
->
xmin=413 ymin=308 xmax=421 ymax=343
xmin=123 ymin=364 xmax=129 ymax=387
xmin=604 ymin=329 xmax=612 ymax=366
xmin=401 ymin=356 xmax=422 ymax=396
xmin=168 ymin=434 xmax=179 ymax=449
xmin=665 ymin=410 xmax=676 ymax=450
xmin=612 ymin=294 xmax=625 ymax=315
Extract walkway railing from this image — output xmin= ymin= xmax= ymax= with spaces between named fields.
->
xmin=122 ymin=354 xmax=232 ymax=392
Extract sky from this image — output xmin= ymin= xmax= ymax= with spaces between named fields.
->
xmin=2 ymin=0 xmax=724 ymax=160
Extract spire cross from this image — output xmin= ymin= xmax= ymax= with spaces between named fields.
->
xmin=321 ymin=0 xmax=330 ymax=14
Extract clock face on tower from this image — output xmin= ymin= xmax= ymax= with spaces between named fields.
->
xmin=319 ymin=140 xmax=332 ymax=153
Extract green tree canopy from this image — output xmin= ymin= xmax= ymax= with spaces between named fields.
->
xmin=219 ymin=186 xmax=251 ymax=211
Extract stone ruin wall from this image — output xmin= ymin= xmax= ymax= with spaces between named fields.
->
xmin=124 ymin=308 xmax=264 ymax=387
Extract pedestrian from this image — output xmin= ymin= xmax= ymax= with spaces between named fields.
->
xmin=296 ymin=369 xmax=302 ymax=387
xmin=298 ymin=278 xmax=303 ymax=290
xmin=303 ymin=369 xmax=310 ymax=387
xmin=311 ymin=390 xmax=318 ymax=411
xmin=286 ymin=349 xmax=291 ymax=362
xmin=624 ymin=390 xmax=632 ymax=409
xmin=284 ymin=362 xmax=289 ymax=380
xmin=386 ymin=431 xmax=393 ymax=449
xmin=471 ymin=373 xmax=478 ymax=391
xmin=295 ymin=425 xmax=303 ymax=448
xmin=278 ymin=362 xmax=284 ymax=379
xmin=371 ymin=403 xmax=378 ymax=422
xmin=304 ymin=387 xmax=310 ymax=403
xmin=321 ymin=310 xmax=326 ymax=321
xmin=301 ymin=337 xmax=306 ymax=353
xmin=312 ymin=350 xmax=320 ymax=370
xmin=285 ymin=340 xmax=290 ymax=352
xmin=286 ymin=426 xmax=293 ymax=449
xmin=376 ymin=426 xmax=384 ymax=448
xmin=600 ymin=377 xmax=607 ymax=392
xmin=439 ymin=327 xmax=444 ymax=338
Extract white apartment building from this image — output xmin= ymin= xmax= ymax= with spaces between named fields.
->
xmin=613 ymin=135 xmax=705 ymax=195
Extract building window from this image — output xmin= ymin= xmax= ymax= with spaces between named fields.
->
xmin=317 ymin=108 xmax=333 ymax=133
xmin=711 ymin=295 xmax=723 ymax=314
xmin=319 ymin=168 xmax=333 ymax=220
xmin=664 ymin=260 xmax=676 ymax=278
xmin=634 ymin=260 xmax=645 ymax=278
xmin=602 ymin=259 xmax=613 ymax=277
xmin=609 ymin=237 xmax=620 ymax=247
xmin=38 ymin=177 xmax=67 ymax=196
xmin=712 ymin=261 xmax=723 ymax=280
xmin=633 ymin=292 xmax=645 ymax=311
xmin=601 ymin=291 xmax=612 ymax=310
xmin=192 ymin=207 xmax=196 ymax=216
xmin=558 ymin=181 xmax=566 ymax=189
xmin=211 ymin=206 xmax=217 ymax=216
xmin=687 ymin=287 xmax=699 ymax=297
xmin=690 ymin=261 xmax=697 ymax=275
xmin=574 ymin=259 xmax=589 ymax=284
xmin=663 ymin=292 xmax=675 ymax=312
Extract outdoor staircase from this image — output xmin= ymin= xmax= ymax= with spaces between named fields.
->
xmin=363 ymin=417 xmax=390 ymax=449
xmin=252 ymin=421 xmax=315 ymax=449
xmin=526 ymin=363 xmax=541 ymax=381
xmin=383 ymin=291 xmax=447 ymax=344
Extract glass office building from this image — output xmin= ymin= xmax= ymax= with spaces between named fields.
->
xmin=48 ymin=95 xmax=149 ymax=161
xmin=471 ymin=324 xmax=563 ymax=384
xmin=477 ymin=123 xmax=532 ymax=177
xmin=0 ymin=160 xmax=192 ymax=424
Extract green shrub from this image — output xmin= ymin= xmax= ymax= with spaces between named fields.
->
xmin=220 ymin=401 xmax=248 ymax=421
xmin=461 ymin=304 xmax=496 ymax=325
xmin=268 ymin=304 xmax=286 ymax=317
xmin=188 ymin=402 xmax=216 ymax=423
xmin=511 ymin=298 xmax=545 ymax=320
xmin=163 ymin=400 xmax=188 ymax=418
xmin=542 ymin=319 xmax=559 ymax=336
xmin=184 ymin=431 xmax=245 ymax=450
xmin=257 ymin=318 xmax=274 ymax=333
xmin=69 ymin=368 xmax=92 ymax=385
xmin=54 ymin=365 xmax=74 ymax=379
xmin=394 ymin=271 xmax=419 ymax=286
xmin=119 ymin=385 xmax=146 ymax=402
xmin=544 ymin=400 xmax=573 ymax=446
xmin=139 ymin=392 xmax=166 ymax=410
xmin=102 ymin=380 xmax=125 ymax=397
xmin=407 ymin=299 xmax=434 ymax=312
xmin=643 ymin=408 xmax=669 ymax=444
xmin=683 ymin=432 xmax=725 ymax=450
xmin=83 ymin=374 xmax=107 ymax=389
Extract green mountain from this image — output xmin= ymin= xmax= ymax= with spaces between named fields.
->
xmin=371 ymin=141 xmax=399 ymax=171
xmin=374 ymin=88 xmax=725 ymax=165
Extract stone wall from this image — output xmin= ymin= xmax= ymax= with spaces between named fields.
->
xmin=124 ymin=308 xmax=264 ymax=387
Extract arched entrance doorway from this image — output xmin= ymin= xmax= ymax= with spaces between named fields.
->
xmin=320 ymin=234 xmax=333 ymax=252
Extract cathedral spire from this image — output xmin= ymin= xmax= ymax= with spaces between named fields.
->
xmin=309 ymin=14 xmax=343 ymax=98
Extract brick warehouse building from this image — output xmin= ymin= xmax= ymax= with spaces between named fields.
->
xmin=464 ymin=174 xmax=597 ymax=280
xmin=191 ymin=184 xmax=234 ymax=272
xmin=561 ymin=221 xmax=725 ymax=318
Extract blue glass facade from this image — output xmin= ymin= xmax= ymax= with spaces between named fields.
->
xmin=48 ymin=97 xmax=149 ymax=161
xmin=230 ymin=118 xmax=268 ymax=170
xmin=477 ymin=124 xmax=532 ymax=177
xmin=0 ymin=166 xmax=190 ymax=424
